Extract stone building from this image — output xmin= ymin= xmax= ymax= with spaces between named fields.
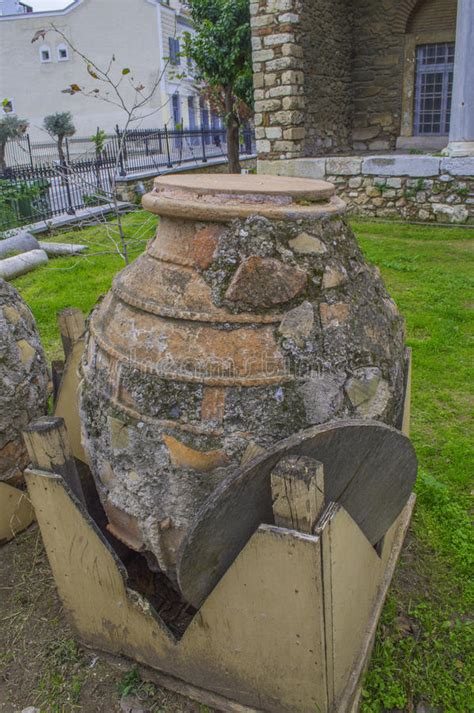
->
xmin=251 ymin=0 xmax=474 ymax=223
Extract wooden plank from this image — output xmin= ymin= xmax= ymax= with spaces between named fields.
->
xmin=177 ymin=420 xmax=417 ymax=608
xmin=54 ymin=338 xmax=87 ymax=464
xmin=335 ymin=495 xmax=416 ymax=713
xmin=271 ymin=456 xmax=324 ymax=533
xmin=402 ymin=348 xmax=412 ymax=437
xmin=25 ymin=467 xmax=328 ymax=713
xmin=0 ymin=482 xmax=34 ymax=544
xmin=23 ymin=416 xmax=85 ymax=506
xmin=57 ymin=307 xmax=85 ymax=360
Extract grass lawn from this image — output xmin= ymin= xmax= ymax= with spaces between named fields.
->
xmin=7 ymin=213 xmax=474 ymax=712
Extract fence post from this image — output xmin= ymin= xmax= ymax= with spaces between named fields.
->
xmin=27 ymin=133 xmax=34 ymax=170
xmin=116 ymin=125 xmax=126 ymax=177
xmin=201 ymin=127 xmax=207 ymax=163
xmin=164 ymin=126 xmax=172 ymax=168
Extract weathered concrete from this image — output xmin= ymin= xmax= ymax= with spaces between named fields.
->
xmin=81 ymin=174 xmax=407 ymax=583
xmin=0 ymin=280 xmax=49 ymax=484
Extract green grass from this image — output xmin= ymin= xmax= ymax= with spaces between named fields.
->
xmin=12 ymin=211 xmax=157 ymax=359
xmin=354 ymin=220 xmax=473 ymax=713
xmin=12 ymin=214 xmax=474 ymax=712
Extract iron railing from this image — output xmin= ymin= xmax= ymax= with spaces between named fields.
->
xmin=0 ymin=125 xmax=256 ymax=232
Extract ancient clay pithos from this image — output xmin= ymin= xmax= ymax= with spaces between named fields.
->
xmin=0 ymin=279 xmax=49 ymax=485
xmin=80 ymin=174 xmax=407 ymax=582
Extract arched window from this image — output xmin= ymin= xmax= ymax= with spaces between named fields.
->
xmin=57 ymin=43 xmax=69 ymax=62
xmin=39 ymin=44 xmax=51 ymax=63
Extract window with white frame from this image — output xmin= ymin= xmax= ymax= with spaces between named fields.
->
xmin=414 ymin=42 xmax=454 ymax=136
xmin=57 ymin=44 xmax=69 ymax=61
xmin=39 ymin=45 xmax=51 ymax=63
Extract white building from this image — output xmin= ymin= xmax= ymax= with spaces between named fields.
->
xmin=0 ymin=0 xmax=210 ymax=141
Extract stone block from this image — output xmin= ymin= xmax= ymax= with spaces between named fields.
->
xmin=281 ymin=70 xmax=304 ymax=85
xmin=266 ymin=56 xmax=299 ymax=72
xmin=440 ymin=157 xmax=474 ymax=177
xmin=348 ymin=177 xmax=363 ymax=188
xmin=271 ymin=110 xmax=304 ymax=126
xmin=251 ymin=14 xmax=274 ymax=28
xmin=362 ymin=156 xmax=441 ymax=177
xmin=264 ymin=32 xmax=295 ymax=46
xmin=264 ymin=73 xmax=277 ymax=86
xmin=257 ymin=139 xmax=271 ymax=154
xmin=386 ymin=177 xmax=402 ymax=189
xmin=283 ymin=127 xmax=305 ymax=140
xmin=253 ymin=49 xmax=275 ymax=62
xmin=258 ymin=158 xmax=326 ymax=180
xmin=267 ymin=85 xmax=301 ymax=98
xmin=255 ymin=98 xmax=282 ymax=112
xmin=326 ymin=157 xmax=362 ymax=176
xmin=352 ymin=126 xmax=380 ymax=141
xmin=278 ymin=12 xmax=299 ymax=23
xmin=282 ymin=95 xmax=305 ymax=110
xmin=433 ymin=203 xmax=469 ymax=223
xmin=251 ymin=36 xmax=262 ymax=51
xmin=265 ymin=127 xmax=283 ymax=139
xmin=282 ymin=43 xmax=304 ymax=57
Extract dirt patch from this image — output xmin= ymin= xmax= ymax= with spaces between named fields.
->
xmin=0 ymin=527 xmax=211 ymax=713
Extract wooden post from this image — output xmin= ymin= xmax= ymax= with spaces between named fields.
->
xmin=51 ymin=359 xmax=65 ymax=405
xmin=57 ymin=308 xmax=85 ymax=360
xmin=271 ymin=455 xmax=325 ymax=534
xmin=22 ymin=416 xmax=86 ymax=506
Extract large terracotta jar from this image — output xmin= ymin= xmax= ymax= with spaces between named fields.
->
xmin=0 ymin=279 xmax=49 ymax=485
xmin=80 ymin=175 xmax=406 ymax=581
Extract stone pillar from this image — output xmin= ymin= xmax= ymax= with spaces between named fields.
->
xmin=250 ymin=0 xmax=306 ymax=161
xmin=444 ymin=0 xmax=474 ymax=157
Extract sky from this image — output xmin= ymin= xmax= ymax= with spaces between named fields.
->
xmin=28 ymin=0 xmax=70 ymax=10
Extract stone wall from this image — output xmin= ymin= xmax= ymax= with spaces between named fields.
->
xmin=301 ymin=0 xmax=352 ymax=155
xmin=251 ymin=0 xmax=306 ymax=161
xmin=251 ymin=0 xmax=458 ymax=159
xmin=259 ymin=156 xmax=474 ymax=224
xmin=351 ymin=1 xmax=403 ymax=152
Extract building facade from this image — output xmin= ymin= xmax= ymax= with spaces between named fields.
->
xmin=0 ymin=0 xmax=210 ymax=140
xmin=251 ymin=0 xmax=474 ymax=160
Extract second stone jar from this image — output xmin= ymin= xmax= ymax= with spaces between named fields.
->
xmin=80 ymin=174 xmax=406 ymax=581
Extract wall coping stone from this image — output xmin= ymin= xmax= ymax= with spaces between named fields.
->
xmin=440 ymin=157 xmax=474 ymax=177
xmin=362 ymin=156 xmax=441 ymax=177
xmin=326 ymin=157 xmax=362 ymax=176
xmin=259 ymin=155 xmax=474 ymax=178
xmin=258 ymin=157 xmax=326 ymax=179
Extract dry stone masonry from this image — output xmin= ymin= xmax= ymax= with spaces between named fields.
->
xmin=80 ymin=175 xmax=407 ymax=585
xmin=0 ymin=280 xmax=49 ymax=485
xmin=261 ymin=156 xmax=474 ymax=224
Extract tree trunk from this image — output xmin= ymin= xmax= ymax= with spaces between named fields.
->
xmin=57 ymin=137 xmax=66 ymax=166
xmin=224 ymin=86 xmax=241 ymax=174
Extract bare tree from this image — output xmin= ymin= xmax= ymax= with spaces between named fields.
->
xmin=31 ymin=24 xmax=173 ymax=264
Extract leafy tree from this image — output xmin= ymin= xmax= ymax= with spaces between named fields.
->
xmin=43 ymin=111 xmax=76 ymax=165
xmin=0 ymin=114 xmax=28 ymax=174
xmin=183 ymin=0 xmax=253 ymax=173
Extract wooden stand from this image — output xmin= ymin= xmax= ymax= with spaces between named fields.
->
xmin=21 ymin=328 xmax=415 ymax=713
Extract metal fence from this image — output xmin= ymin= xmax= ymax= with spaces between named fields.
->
xmin=3 ymin=126 xmax=255 ymax=174
xmin=0 ymin=125 xmax=256 ymax=232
